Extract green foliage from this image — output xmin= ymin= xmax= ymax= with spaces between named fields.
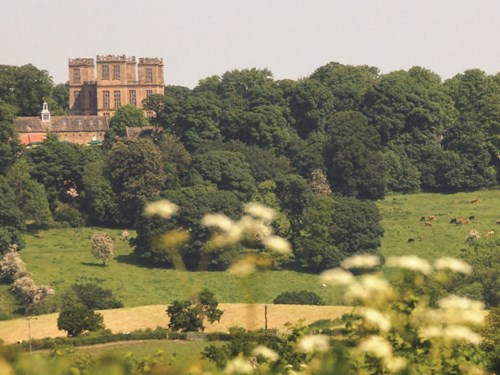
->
xmin=324 ymin=111 xmax=387 ymax=200
xmin=0 ymin=64 xmax=54 ymax=116
xmin=53 ymin=203 xmax=85 ymax=227
xmin=166 ymin=289 xmax=223 ymax=332
xmin=293 ymin=194 xmax=339 ymax=270
xmin=80 ymin=158 xmax=119 ymax=226
xmin=108 ymin=139 xmax=166 ymax=225
xmin=0 ymin=176 xmax=25 ymax=253
xmin=107 ymin=104 xmax=149 ymax=144
xmin=57 ymin=293 xmax=105 ymax=336
xmin=71 ymin=282 xmax=123 ymax=310
xmin=26 ymin=134 xmax=86 ymax=210
xmin=330 ymin=196 xmax=384 ymax=258
xmin=0 ymin=100 xmax=21 ymax=176
xmin=273 ymin=290 xmax=324 ymax=305
xmin=454 ymin=237 xmax=500 ymax=307
xmin=190 ymin=150 xmax=256 ymax=200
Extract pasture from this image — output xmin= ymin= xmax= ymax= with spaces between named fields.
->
xmin=378 ymin=190 xmax=499 ymax=260
xmin=0 ymin=190 xmax=498 ymax=321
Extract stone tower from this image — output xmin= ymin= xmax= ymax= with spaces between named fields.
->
xmin=68 ymin=58 xmax=97 ymax=115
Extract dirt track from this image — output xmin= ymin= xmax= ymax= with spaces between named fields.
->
xmin=0 ymin=303 xmax=352 ymax=344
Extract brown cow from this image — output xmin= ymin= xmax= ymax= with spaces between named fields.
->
xmin=424 ymin=221 xmax=433 ymax=227
xmin=486 ymin=230 xmax=495 ymax=237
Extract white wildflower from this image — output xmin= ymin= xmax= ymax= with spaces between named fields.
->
xmin=386 ymin=255 xmax=432 ymax=275
xmin=202 ymin=213 xmax=236 ymax=233
xmin=228 ymin=259 xmax=256 ymax=277
xmin=244 ymin=202 xmax=276 ymax=222
xmin=297 ymin=334 xmax=330 ymax=353
xmin=224 ymin=357 xmax=254 ymax=374
xmin=443 ymin=325 xmax=482 ymax=345
xmin=252 ymin=345 xmax=279 ymax=362
xmin=239 ymin=216 xmax=272 ymax=239
xmin=383 ymin=356 xmax=408 ymax=373
xmin=320 ymin=268 xmax=354 ymax=286
xmin=262 ymin=235 xmax=291 ymax=254
xmin=341 ymin=254 xmax=381 ymax=269
xmin=360 ymin=308 xmax=392 ymax=332
xmin=434 ymin=257 xmax=472 ymax=274
xmin=143 ymin=200 xmax=178 ymax=219
xmin=419 ymin=325 xmax=443 ymax=340
xmin=443 ymin=309 xmax=486 ymax=326
xmin=357 ymin=336 xmax=393 ymax=359
xmin=346 ymin=275 xmax=394 ymax=302
xmin=438 ymin=295 xmax=485 ymax=311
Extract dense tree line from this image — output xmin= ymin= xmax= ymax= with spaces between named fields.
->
xmin=0 ymin=62 xmax=498 ymax=273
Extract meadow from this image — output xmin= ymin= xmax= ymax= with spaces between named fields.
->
xmin=0 ymin=190 xmax=498 ymax=326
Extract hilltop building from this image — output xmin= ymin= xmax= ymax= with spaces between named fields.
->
xmin=69 ymin=55 xmax=164 ymax=118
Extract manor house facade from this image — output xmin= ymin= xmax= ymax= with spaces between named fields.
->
xmin=69 ymin=55 xmax=164 ymax=118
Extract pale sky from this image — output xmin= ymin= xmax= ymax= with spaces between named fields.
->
xmin=2 ymin=0 xmax=500 ymax=88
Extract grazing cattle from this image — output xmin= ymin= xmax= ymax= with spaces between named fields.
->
xmin=33 ymin=233 xmax=42 ymax=238
xmin=424 ymin=221 xmax=433 ymax=227
xmin=419 ymin=216 xmax=426 ymax=222
xmin=486 ymin=230 xmax=495 ymax=237
xmin=463 ymin=219 xmax=471 ymax=225
xmin=417 ymin=235 xmax=424 ymax=242
xmin=427 ymin=215 xmax=437 ymax=221
xmin=496 ymin=220 xmax=500 ymax=225
xmin=468 ymin=215 xmax=475 ymax=221
xmin=471 ymin=199 xmax=479 ymax=204
xmin=407 ymin=237 xmax=415 ymax=244
xmin=465 ymin=229 xmax=481 ymax=243
xmin=449 ymin=218 xmax=457 ymax=224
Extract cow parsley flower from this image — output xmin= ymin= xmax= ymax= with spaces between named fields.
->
xmin=243 ymin=202 xmax=276 ymax=222
xmin=341 ymin=254 xmax=381 ymax=269
xmin=262 ymin=235 xmax=291 ymax=254
xmin=386 ymin=255 xmax=432 ymax=275
xmin=383 ymin=356 xmax=408 ymax=373
xmin=443 ymin=325 xmax=482 ymax=344
xmin=143 ymin=200 xmax=178 ymax=219
xmin=357 ymin=336 xmax=393 ymax=359
xmin=438 ymin=295 xmax=485 ymax=311
xmin=320 ymin=268 xmax=354 ymax=286
xmin=252 ymin=345 xmax=279 ymax=361
xmin=228 ymin=258 xmax=256 ymax=278
xmin=360 ymin=308 xmax=392 ymax=332
xmin=297 ymin=334 xmax=330 ymax=353
xmin=224 ymin=357 xmax=254 ymax=374
xmin=434 ymin=257 xmax=472 ymax=274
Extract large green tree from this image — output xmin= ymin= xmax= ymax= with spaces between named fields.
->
xmin=324 ymin=111 xmax=387 ymax=200
xmin=364 ymin=67 xmax=457 ymax=144
xmin=108 ymin=139 xmax=166 ymax=225
xmin=0 ymin=100 xmax=21 ymax=176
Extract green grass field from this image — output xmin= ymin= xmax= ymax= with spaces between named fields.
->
xmin=1 ymin=190 xmax=498 ymax=319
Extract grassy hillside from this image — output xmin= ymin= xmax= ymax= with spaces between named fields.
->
xmin=14 ymin=228 xmax=335 ymax=308
xmin=378 ymin=190 xmax=499 ymax=260
xmin=0 ymin=190 xmax=498 ymax=319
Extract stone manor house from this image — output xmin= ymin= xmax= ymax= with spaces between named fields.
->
xmin=15 ymin=55 xmax=164 ymax=146
xmin=69 ymin=55 xmax=164 ymax=118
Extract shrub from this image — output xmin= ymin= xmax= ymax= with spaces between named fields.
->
xmin=273 ymin=290 xmax=324 ymax=305
xmin=0 ymin=246 xmax=27 ymax=282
